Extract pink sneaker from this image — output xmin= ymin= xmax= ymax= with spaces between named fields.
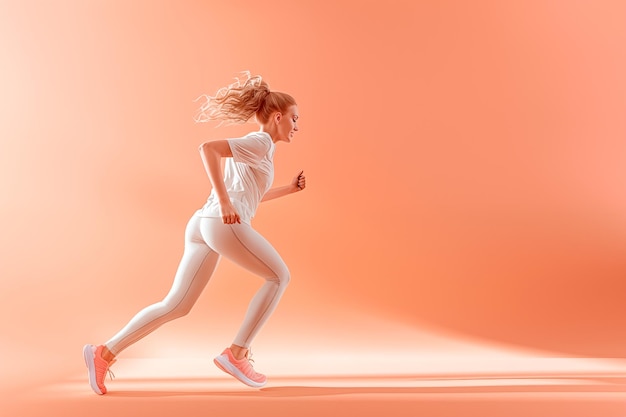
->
xmin=214 ymin=348 xmax=267 ymax=388
xmin=83 ymin=344 xmax=115 ymax=395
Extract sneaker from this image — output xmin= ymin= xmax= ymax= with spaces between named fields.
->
xmin=213 ymin=348 xmax=267 ymax=388
xmin=83 ymin=344 xmax=115 ymax=395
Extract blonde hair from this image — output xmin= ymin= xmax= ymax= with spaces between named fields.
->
xmin=194 ymin=71 xmax=296 ymax=125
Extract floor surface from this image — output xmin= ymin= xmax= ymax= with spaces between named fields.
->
xmin=4 ymin=357 xmax=626 ymax=417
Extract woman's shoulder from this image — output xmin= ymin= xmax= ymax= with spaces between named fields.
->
xmin=228 ymin=131 xmax=273 ymax=157
xmin=239 ymin=131 xmax=273 ymax=150
xmin=244 ymin=131 xmax=273 ymax=143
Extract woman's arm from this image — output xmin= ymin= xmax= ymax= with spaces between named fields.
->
xmin=262 ymin=171 xmax=306 ymax=202
xmin=198 ymin=140 xmax=241 ymax=224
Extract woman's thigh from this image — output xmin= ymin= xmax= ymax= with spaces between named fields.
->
xmin=199 ymin=218 xmax=288 ymax=281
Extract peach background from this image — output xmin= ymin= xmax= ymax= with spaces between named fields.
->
xmin=1 ymin=0 xmax=626 ymax=403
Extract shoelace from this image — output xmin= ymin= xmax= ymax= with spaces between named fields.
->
xmin=107 ymin=360 xmax=117 ymax=381
xmin=245 ymin=348 xmax=255 ymax=365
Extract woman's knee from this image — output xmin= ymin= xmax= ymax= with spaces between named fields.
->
xmin=159 ymin=299 xmax=193 ymax=320
xmin=273 ymin=267 xmax=290 ymax=287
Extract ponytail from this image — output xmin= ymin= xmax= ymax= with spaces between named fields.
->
xmin=195 ymin=71 xmax=296 ymax=125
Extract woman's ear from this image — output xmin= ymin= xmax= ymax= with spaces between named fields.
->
xmin=274 ymin=111 xmax=282 ymax=124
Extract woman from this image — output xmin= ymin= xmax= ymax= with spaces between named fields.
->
xmin=83 ymin=72 xmax=305 ymax=393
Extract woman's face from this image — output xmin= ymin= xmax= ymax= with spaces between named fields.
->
xmin=276 ymin=105 xmax=299 ymax=142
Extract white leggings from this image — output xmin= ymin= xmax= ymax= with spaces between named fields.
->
xmin=105 ymin=214 xmax=290 ymax=356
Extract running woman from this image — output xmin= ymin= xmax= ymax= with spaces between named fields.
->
xmin=83 ymin=72 xmax=305 ymax=393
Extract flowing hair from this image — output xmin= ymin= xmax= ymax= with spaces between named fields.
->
xmin=194 ymin=71 xmax=296 ymax=126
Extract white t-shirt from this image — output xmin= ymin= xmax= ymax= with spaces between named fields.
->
xmin=196 ymin=131 xmax=275 ymax=224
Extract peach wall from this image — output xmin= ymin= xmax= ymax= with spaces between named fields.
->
xmin=1 ymin=0 xmax=625 ymax=393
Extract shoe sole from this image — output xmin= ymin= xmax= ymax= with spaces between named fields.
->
xmin=214 ymin=354 xmax=267 ymax=388
xmin=83 ymin=344 xmax=104 ymax=395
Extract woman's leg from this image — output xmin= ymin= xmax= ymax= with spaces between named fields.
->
xmin=85 ymin=214 xmax=220 ymax=394
xmin=200 ymin=218 xmax=290 ymax=350
xmin=105 ymin=214 xmax=220 ymax=356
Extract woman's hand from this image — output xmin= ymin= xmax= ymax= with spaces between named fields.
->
xmin=219 ymin=200 xmax=241 ymax=224
xmin=292 ymin=170 xmax=306 ymax=191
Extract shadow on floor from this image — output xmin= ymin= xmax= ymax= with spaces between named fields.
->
xmin=104 ymin=375 xmax=626 ymax=398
